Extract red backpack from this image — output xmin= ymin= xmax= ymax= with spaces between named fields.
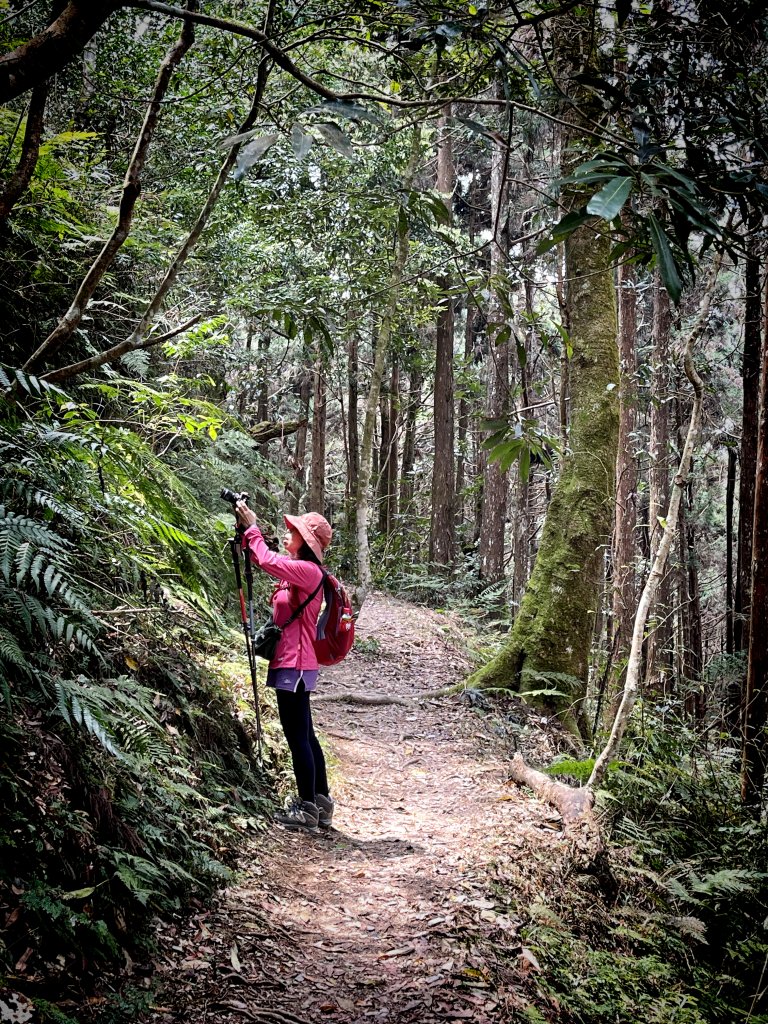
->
xmin=315 ymin=572 xmax=355 ymax=665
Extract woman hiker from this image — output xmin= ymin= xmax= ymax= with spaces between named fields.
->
xmin=235 ymin=501 xmax=335 ymax=833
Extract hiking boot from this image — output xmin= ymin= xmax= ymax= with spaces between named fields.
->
xmin=315 ymin=793 xmax=335 ymax=829
xmin=275 ymin=796 xmax=319 ymax=832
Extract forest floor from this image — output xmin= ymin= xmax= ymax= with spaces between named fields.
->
xmin=144 ymin=592 xmax=577 ymax=1024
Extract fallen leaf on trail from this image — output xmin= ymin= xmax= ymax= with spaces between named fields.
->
xmin=230 ymin=942 xmax=241 ymax=972
xmin=380 ymin=944 xmax=415 ymax=958
xmin=520 ymin=947 xmax=542 ymax=971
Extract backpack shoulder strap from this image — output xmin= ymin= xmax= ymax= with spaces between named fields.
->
xmin=282 ymin=569 xmax=325 ymax=628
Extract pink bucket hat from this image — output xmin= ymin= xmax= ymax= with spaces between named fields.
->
xmin=284 ymin=512 xmax=332 ymax=562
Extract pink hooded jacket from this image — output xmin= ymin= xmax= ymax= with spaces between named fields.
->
xmin=242 ymin=524 xmax=324 ymax=670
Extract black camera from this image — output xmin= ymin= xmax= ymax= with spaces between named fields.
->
xmin=220 ymin=488 xmax=250 ymax=506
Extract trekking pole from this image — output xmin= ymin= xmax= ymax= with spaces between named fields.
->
xmin=229 ymin=532 xmax=263 ymax=757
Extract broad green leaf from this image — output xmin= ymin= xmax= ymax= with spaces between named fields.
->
xmin=232 ymin=133 xmax=279 ymax=181
xmin=648 ymin=214 xmax=683 ymax=303
xmin=219 ymin=127 xmax=260 ymax=150
xmin=290 ymin=125 xmax=314 ymax=160
xmin=60 ymin=885 xmax=97 ymax=900
xmin=586 ymin=175 xmax=633 ymax=220
xmin=304 ymin=101 xmax=381 ymax=125
xmin=315 ymin=122 xmax=355 ymax=159
xmin=537 ymin=209 xmax=590 ymax=254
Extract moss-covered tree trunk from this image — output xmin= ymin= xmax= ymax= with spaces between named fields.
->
xmin=467 ymin=13 xmax=619 ymax=736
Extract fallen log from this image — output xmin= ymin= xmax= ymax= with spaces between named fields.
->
xmin=249 ymin=419 xmax=305 ymax=444
xmin=508 ymin=753 xmax=605 ymax=869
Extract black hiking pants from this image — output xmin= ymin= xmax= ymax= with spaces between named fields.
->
xmin=275 ymin=685 xmax=329 ymax=804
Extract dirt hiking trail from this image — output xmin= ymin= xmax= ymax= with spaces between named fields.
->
xmin=147 ymin=592 xmax=572 ymax=1024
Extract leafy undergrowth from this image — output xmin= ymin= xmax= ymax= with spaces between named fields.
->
xmin=0 ymin=374 xmax=283 ymax=1022
xmin=521 ymin=705 xmax=768 ymax=1024
xmin=0 ymin=624 xmax=278 ymax=1023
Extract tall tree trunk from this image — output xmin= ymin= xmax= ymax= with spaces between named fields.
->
xmin=430 ymin=105 xmax=456 ymax=567
xmin=308 ymin=356 xmax=326 ymax=513
xmin=0 ymin=81 xmax=48 ymax=225
xmin=355 ymin=134 xmax=419 ymax=603
xmin=646 ymin=269 xmax=673 ymax=691
xmin=400 ymin=345 xmax=423 ymax=521
xmin=736 ymin=223 xmax=762 ymax=655
xmin=468 ymin=13 xmax=620 ymax=737
xmin=287 ymin=371 xmax=312 ymax=515
xmin=590 ymin=262 xmax=721 ymax=788
xmin=456 ymin=188 xmax=477 ymax=537
xmin=478 ymin=90 xmax=509 ymax=583
xmin=610 ymin=258 xmax=639 ymax=694
xmin=377 ymin=371 xmax=391 ymax=534
xmin=386 ymin=357 xmax=400 ymax=531
xmin=741 ymin=231 xmax=768 ymax=807
xmin=346 ymin=329 xmax=360 ymax=531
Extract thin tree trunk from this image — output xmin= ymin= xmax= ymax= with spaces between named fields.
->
xmin=478 ymin=87 xmax=509 ymax=583
xmin=590 ymin=259 xmax=721 ymax=787
xmin=386 ymin=357 xmax=400 ymax=531
xmin=646 ymin=269 xmax=673 ymax=690
xmin=400 ymin=345 xmax=423 ymax=520
xmin=456 ymin=191 xmax=477 ymax=533
xmin=726 ymin=445 xmax=737 ymax=655
xmin=736 ymin=222 xmax=762 ymax=655
xmin=355 ymin=133 xmax=419 ymax=603
xmin=741 ymin=239 xmax=768 ymax=807
xmin=347 ymin=329 xmax=360 ymax=511
xmin=23 ymin=6 xmax=196 ymax=372
xmin=288 ymin=371 xmax=312 ymax=515
xmin=0 ymin=81 xmax=48 ymax=224
xmin=308 ymin=356 xmax=326 ymax=513
xmin=430 ymin=104 xmax=456 ymax=567
xmin=610 ymin=257 xmax=639 ymax=691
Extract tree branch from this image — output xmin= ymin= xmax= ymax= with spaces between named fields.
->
xmin=0 ymin=80 xmax=48 ymax=223
xmin=0 ymin=1 xmax=120 ymax=105
xmin=37 ymin=1 xmax=276 ymax=386
xmin=22 ymin=4 xmax=197 ymax=374
xmin=39 ymin=313 xmax=204 ymax=384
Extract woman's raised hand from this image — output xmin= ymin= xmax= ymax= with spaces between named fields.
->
xmin=235 ymin=500 xmax=257 ymax=529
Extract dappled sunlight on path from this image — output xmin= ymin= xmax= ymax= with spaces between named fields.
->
xmin=148 ymin=593 xmax=567 ymax=1024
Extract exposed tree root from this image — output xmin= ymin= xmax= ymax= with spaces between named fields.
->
xmin=212 ymin=1002 xmax=311 ymax=1024
xmin=508 ymin=753 xmax=605 ymax=874
xmin=314 ymin=692 xmax=411 ymax=706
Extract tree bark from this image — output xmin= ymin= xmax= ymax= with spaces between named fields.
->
xmin=0 ymin=1 xmax=119 ymax=105
xmin=308 ymin=356 xmax=326 ymax=513
xmin=741 ymin=246 xmax=768 ymax=807
xmin=345 ymin=328 xmax=360 ymax=536
xmin=646 ymin=269 xmax=673 ymax=691
xmin=355 ymin=134 xmax=419 ymax=603
xmin=609 ymin=257 xmax=639 ymax=702
xmin=590 ymin=260 xmax=721 ymax=787
xmin=478 ymin=89 xmax=509 ymax=583
xmin=468 ymin=13 xmax=620 ymax=737
xmin=429 ymin=105 xmax=456 ymax=567
xmin=735 ymin=222 xmax=762 ymax=655
xmin=400 ymin=344 xmax=423 ymax=520
xmin=287 ymin=370 xmax=312 ymax=515
xmin=0 ymin=81 xmax=49 ymax=224
xmin=23 ymin=6 xmax=196 ymax=373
